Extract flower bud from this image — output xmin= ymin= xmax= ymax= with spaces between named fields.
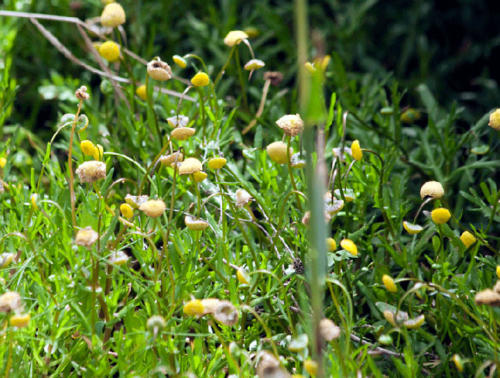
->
xmin=403 ymin=221 xmax=423 ymax=235
xmin=244 ymin=59 xmax=265 ymax=71
xmin=136 ymin=84 xmax=147 ymax=100
xmin=75 ymin=86 xmax=89 ymax=101
xmin=382 ymin=274 xmax=397 ymax=293
xmin=109 ymin=251 xmax=129 ymax=265
xmin=172 ymin=55 xmax=187 ymax=69
xmin=235 ymin=189 xmax=252 ymax=208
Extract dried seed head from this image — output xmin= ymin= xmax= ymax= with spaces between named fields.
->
xmin=0 ymin=291 xmax=22 ymax=313
xmin=139 ymin=199 xmax=166 ymax=218
xmin=224 ymin=30 xmax=249 ymax=46
xmin=494 ymin=281 xmax=500 ymax=294
xmin=172 ymin=55 xmax=187 ymax=68
xmin=159 ymin=151 xmax=184 ymax=166
xmin=276 ymin=114 xmax=304 ymax=137
xmin=179 ymin=158 xmax=202 ymax=175
xmin=99 ymin=41 xmax=120 ymax=62
xmin=213 ymin=300 xmax=238 ymax=326
xmin=171 ymin=127 xmax=195 ymax=141
xmin=167 ymin=115 xmax=189 ymax=128
xmin=100 ymin=2 xmax=126 ymax=27
xmin=235 ymin=189 xmax=252 ymax=208
xmin=201 ymin=298 xmax=220 ymax=315
xmin=75 ymin=226 xmax=98 ymax=247
xmin=10 ymin=313 xmax=30 ymax=328
xmin=488 ymin=109 xmax=500 ymax=130
xmin=351 ymin=140 xmax=363 ymax=161
xmin=147 ymin=57 xmax=172 ymax=81
xmin=125 ymin=194 xmax=149 ymax=208
xmin=147 ymin=315 xmax=166 ymax=331
xmin=256 ymin=351 xmax=290 ymax=378
xmin=75 ymin=161 xmax=106 ymax=183
xmin=207 ymin=157 xmax=227 ymax=170
xmin=459 ymin=231 xmax=476 ymax=248
xmin=382 ymin=274 xmax=397 ymax=293
xmin=403 ymin=221 xmax=423 ymax=235
xmin=263 ymin=71 xmax=283 ymax=86
xmin=183 ymin=299 xmax=205 ymax=316
xmin=190 ymin=72 xmax=210 ymax=87
xmin=266 ymin=141 xmax=292 ymax=164
xmin=431 ymin=208 xmax=451 ymax=225
xmin=75 ymin=86 xmax=89 ymax=101
xmin=319 ymin=318 xmax=341 ymax=341
xmin=475 ymin=289 xmax=500 ymax=307
xmin=244 ymin=59 xmax=265 ymax=71
xmin=109 ymin=251 xmax=129 ymax=266
xmin=420 ymin=181 xmax=444 ymax=199
xmin=184 ymin=215 xmax=209 ymax=231
xmin=340 ymin=238 xmax=358 ymax=256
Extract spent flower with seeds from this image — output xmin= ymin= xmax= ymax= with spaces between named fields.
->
xmin=185 ymin=215 xmax=209 ymax=231
xmin=100 ymin=2 xmax=126 ymax=27
xmin=235 ymin=189 xmax=252 ymax=208
xmin=147 ymin=57 xmax=172 ymax=81
xmin=475 ymin=289 xmax=500 ymax=307
xmin=75 ymin=161 xmax=106 ymax=183
xmin=213 ymin=300 xmax=238 ymax=326
xmin=276 ymin=114 xmax=304 ymax=137
xmin=75 ymin=226 xmax=98 ymax=247
xmin=420 ymin=181 xmax=444 ymax=199
xmin=147 ymin=315 xmax=166 ymax=332
xmin=256 ymin=351 xmax=290 ymax=378
xmin=109 ymin=251 xmax=129 ymax=265
xmin=319 ymin=318 xmax=341 ymax=341
xmin=179 ymin=158 xmax=202 ymax=175
xmin=75 ymin=86 xmax=89 ymax=101
xmin=139 ymin=199 xmax=166 ymax=218
xmin=0 ymin=291 xmax=22 ymax=313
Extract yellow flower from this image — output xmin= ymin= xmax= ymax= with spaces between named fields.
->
xmin=451 ymin=354 xmax=464 ymax=373
xmin=314 ymin=55 xmax=331 ymax=70
xmin=120 ymin=203 xmax=134 ymax=219
xmin=244 ymin=59 xmax=265 ymax=71
xmin=172 ymin=55 xmax=187 ymax=69
xmin=488 ymin=108 xmax=500 ymax=130
xmin=459 ymin=231 xmax=476 ymax=248
xmin=497 ymin=265 xmax=500 ymax=279
xmin=10 ymin=313 xmax=30 ymax=328
xmin=223 ymin=30 xmax=248 ymax=46
xmin=31 ymin=193 xmax=38 ymax=210
xmin=109 ymin=251 xmax=129 ymax=265
xmin=94 ymin=144 xmax=104 ymax=161
xmin=80 ymin=140 xmax=97 ymax=157
xmin=183 ymin=299 xmax=204 ymax=316
xmin=340 ymin=239 xmax=358 ymax=256
xmin=420 ymin=181 xmax=444 ymax=199
xmin=191 ymin=72 xmax=210 ymax=87
xmin=304 ymin=61 xmax=316 ymax=73
xmin=266 ymin=141 xmax=292 ymax=164
xmin=304 ymin=359 xmax=318 ymax=376
xmin=382 ymin=274 xmax=397 ymax=293
xmin=431 ymin=208 xmax=451 ymax=224
xmin=192 ymin=171 xmax=207 ymax=183
xmin=326 ymin=237 xmax=337 ymax=252
xmin=100 ymin=2 xmax=126 ymax=28
xmin=403 ymin=314 xmax=425 ymax=329
xmin=351 ymin=140 xmax=363 ymax=161
xmin=0 ymin=253 xmax=15 ymax=268
xmin=0 ymin=157 xmax=6 ymax=168
xmin=179 ymin=158 xmax=202 ymax=175
xmin=236 ymin=268 xmax=250 ymax=285
xmin=207 ymin=157 xmax=227 ymax=170
xmin=136 ymin=84 xmax=147 ymax=100
xmin=403 ymin=221 xmax=423 ymax=235
xmin=99 ymin=41 xmax=120 ymax=62
xmin=139 ymin=199 xmax=166 ymax=218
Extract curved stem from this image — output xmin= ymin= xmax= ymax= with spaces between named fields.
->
xmin=68 ymin=99 xmax=83 ymax=229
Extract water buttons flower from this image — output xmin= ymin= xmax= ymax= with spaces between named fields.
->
xmin=459 ymin=231 xmax=476 ymax=248
xmin=266 ymin=141 xmax=292 ymax=164
xmin=276 ymin=114 xmax=304 ymax=137
xmin=136 ymin=84 xmax=147 ymax=100
xmin=139 ymin=199 xmax=166 ymax=218
xmin=223 ymin=30 xmax=249 ymax=47
xmin=382 ymin=274 xmax=397 ymax=293
xmin=120 ymin=203 xmax=134 ymax=219
xmin=488 ymin=108 xmax=500 ymax=130
xmin=147 ymin=57 xmax=172 ymax=81
xmin=431 ymin=208 xmax=451 ymax=224
xmin=326 ymin=237 xmax=337 ymax=252
xmin=172 ymin=54 xmax=187 ymax=69
xmin=183 ymin=299 xmax=205 ymax=316
xmin=99 ymin=41 xmax=120 ymax=62
xmin=340 ymin=238 xmax=358 ymax=256
xmin=403 ymin=221 xmax=423 ymax=235
xmin=207 ymin=157 xmax=227 ymax=170
xmin=420 ymin=181 xmax=444 ymax=199
xmin=244 ymin=59 xmax=265 ymax=71
xmin=190 ymin=72 xmax=210 ymax=87
xmin=351 ymin=140 xmax=363 ymax=161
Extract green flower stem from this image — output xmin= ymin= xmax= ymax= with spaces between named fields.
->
xmin=114 ymin=29 xmax=136 ymax=115
xmin=68 ymin=99 xmax=83 ymax=229
xmin=214 ymin=46 xmax=236 ymax=85
xmin=286 ymin=135 xmax=303 ymax=212
xmin=197 ymin=88 xmax=207 ymax=141
xmin=145 ymin=74 xmax=163 ymax=150
xmin=233 ymin=47 xmax=248 ymax=110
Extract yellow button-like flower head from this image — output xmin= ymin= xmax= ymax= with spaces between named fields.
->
xmin=488 ymin=109 xmax=500 ymax=130
xmin=172 ymin=55 xmax=187 ymax=69
xmin=139 ymin=199 xmax=166 ymax=218
xmin=10 ymin=313 xmax=30 ymax=328
xmin=136 ymin=84 xmax=147 ymax=100
xmin=183 ymin=299 xmax=204 ymax=316
xmin=431 ymin=208 xmax=451 ymax=224
xmin=190 ymin=72 xmax=210 ymax=87
xmin=266 ymin=141 xmax=292 ymax=164
xmin=207 ymin=157 xmax=227 ymax=170
xmin=351 ymin=140 xmax=363 ymax=161
xmin=459 ymin=231 xmax=476 ymax=248
xmin=304 ymin=359 xmax=318 ymax=376
xmin=326 ymin=237 xmax=337 ymax=252
xmin=99 ymin=41 xmax=120 ymax=62
xmin=382 ymin=274 xmax=397 ymax=293
xmin=120 ymin=203 xmax=134 ymax=219
xmin=340 ymin=238 xmax=358 ymax=256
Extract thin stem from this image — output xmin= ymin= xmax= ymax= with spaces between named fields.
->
xmin=287 ymin=135 xmax=303 ymax=212
xmin=233 ymin=47 xmax=248 ymax=110
xmin=145 ymin=75 xmax=162 ymax=149
xmin=68 ymin=99 xmax=83 ymax=229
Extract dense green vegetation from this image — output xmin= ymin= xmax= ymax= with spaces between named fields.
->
xmin=1 ymin=0 xmax=499 ymax=376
